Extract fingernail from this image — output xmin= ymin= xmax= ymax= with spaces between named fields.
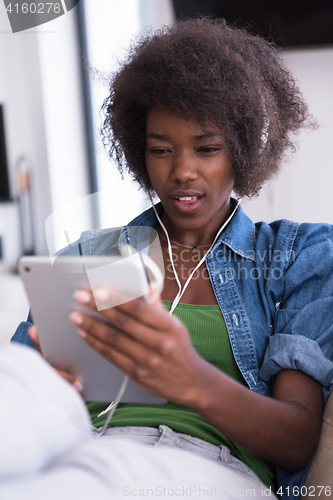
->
xmin=69 ymin=312 xmax=83 ymax=325
xmin=94 ymin=288 xmax=110 ymax=302
xmin=77 ymin=328 xmax=87 ymax=339
xmin=73 ymin=380 xmax=84 ymax=392
xmin=28 ymin=328 xmax=36 ymax=340
xmin=73 ymin=290 xmax=91 ymax=304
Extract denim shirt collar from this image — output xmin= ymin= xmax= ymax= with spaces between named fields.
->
xmin=215 ymin=201 xmax=256 ymax=262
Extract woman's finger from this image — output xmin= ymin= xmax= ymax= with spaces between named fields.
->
xmin=28 ymin=325 xmax=42 ymax=353
xmin=56 ymin=369 xmax=84 ymax=393
xmin=69 ymin=310 xmax=160 ymax=362
xmin=74 ymin=288 xmax=172 ymax=331
xmin=28 ymin=326 xmax=83 ymax=393
xmin=74 ymin=324 xmax=172 ymax=398
xmin=75 ymin=325 xmax=137 ymax=378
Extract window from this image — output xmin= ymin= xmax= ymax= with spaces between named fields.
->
xmin=79 ymin=0 xmax=175 ymax=228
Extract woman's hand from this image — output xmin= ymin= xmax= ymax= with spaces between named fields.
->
xmin=28 ymin=325 xmax=84 ymax=393
xmin=69 ymin=288 xmax=211 ymax=405
xmin=68 ymin=288 xmax=324 ymax=471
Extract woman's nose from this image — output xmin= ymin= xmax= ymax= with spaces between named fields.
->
xmin=170 ymin=149 xmax=198 ymax=183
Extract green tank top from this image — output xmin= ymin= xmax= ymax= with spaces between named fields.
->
xmin=87 ymin=301 xmax=275 ymax=489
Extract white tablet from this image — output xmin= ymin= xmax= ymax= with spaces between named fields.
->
xmin=18 ymin=253 xmax=166 ymax=404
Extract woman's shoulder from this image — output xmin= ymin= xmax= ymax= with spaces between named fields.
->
xmin=253 ymin=217 xmax=333 ymax=257
xmin=230 ymin=203 xmax=333 ymax=265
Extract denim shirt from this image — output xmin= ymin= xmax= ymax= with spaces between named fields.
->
xmin=12 ymin=200 xmax=333 ymax=499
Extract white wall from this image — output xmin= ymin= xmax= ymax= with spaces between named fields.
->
xmin=82 ymin=0 xmax=175 ymax=232
xmin=0 ymin=9 xmax=51 ymax=262
xmin=0 ymin=4 xmax=90 ymax=262
xmin=37 ymin=10 xmax=92 ymax=252
xmin=242 ymin=47 xmax=333 ymax=225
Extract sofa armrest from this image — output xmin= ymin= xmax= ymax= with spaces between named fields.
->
xmin=304 ymin=392 xmax=333 ymax=498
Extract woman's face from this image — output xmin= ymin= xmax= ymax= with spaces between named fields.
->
xmin=145 ymin=108 xmax=235 ymax=234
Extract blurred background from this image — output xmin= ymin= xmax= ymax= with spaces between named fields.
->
xmin=0 ymin=0 xmax=332 ymax=344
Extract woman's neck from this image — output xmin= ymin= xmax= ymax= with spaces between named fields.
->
xmin=159 ymin=200 xmax=235 ymax=249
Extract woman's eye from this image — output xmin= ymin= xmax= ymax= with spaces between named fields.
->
xmin=198 ymin=147 xmax=221 ymax=153
xmin=150 ymin=148 xmax=170 ymax=155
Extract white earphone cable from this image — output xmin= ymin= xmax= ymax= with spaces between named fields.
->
xmin=149 ymin=195 xmax=239 ymax=314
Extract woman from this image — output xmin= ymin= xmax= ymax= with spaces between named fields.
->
xmin=11 ymin=17 xmax=333 ymax=499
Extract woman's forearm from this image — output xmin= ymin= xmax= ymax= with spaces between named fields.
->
xmin=184 ymin=362 xmax=323 ymax=471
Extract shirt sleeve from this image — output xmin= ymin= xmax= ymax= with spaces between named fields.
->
xmin=11 ymin=311 xmax=36 ymax=349
xmin=259 ymin=222 xmax=333 ymax=402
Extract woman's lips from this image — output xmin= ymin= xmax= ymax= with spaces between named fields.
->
xmin=172 ymin=196 xmax=203 ymax=212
